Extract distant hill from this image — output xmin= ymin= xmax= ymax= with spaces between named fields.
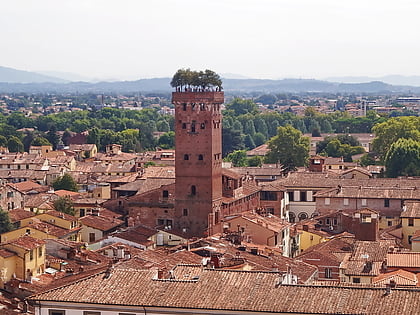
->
xmin=325 ymin=75 xmax=420 ymax=87
xmin=36 ymin=70 xmax=95 ymax=82
xmin=0 ymin=66 xmax=68 ymax=83
xmin=0 ymin=68 xmax=420 ymax=94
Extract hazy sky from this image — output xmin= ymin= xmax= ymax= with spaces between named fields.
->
xmin=1 ymin=0 xmax=420 ymax=80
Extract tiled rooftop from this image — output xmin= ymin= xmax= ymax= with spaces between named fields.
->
xmin=29 ymin=266 xmax=420 ymax=314
xmin=5 ymin=235 xmax=45 ymax=250
xmin=80 ymin=215 xmax=124 ymax=231
xmin=387 ymin=253 xmax=420 ymax=268
xmin=401 ymin=201 xmax=420 ymax=218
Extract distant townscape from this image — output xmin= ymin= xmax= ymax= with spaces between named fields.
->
xmin=0 ymin=69 xmax=418 ymax=314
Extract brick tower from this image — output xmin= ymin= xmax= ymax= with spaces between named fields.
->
xmin=173 ymin=91 xmax=224 ymax=237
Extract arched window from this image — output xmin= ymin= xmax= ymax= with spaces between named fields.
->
xmin=182 ymin=103 xmax=187 ymax=111
xmin=198 ymin=154 xmax=203 ymax=161
xmin=289 ymin=212 xmax=296 ymax=223
xmin=191 ymin=185 xmax=196 ymax=196
xmin=191 ymin=123 xmax=196 ymax=133
xmin=298 ymin=212 xmax=308 ymax=221
xmin=184 ymin=154 xmax=189 ymax=160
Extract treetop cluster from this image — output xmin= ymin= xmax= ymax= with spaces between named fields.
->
xmin=170 ymin=69 xmax=222 ymax=91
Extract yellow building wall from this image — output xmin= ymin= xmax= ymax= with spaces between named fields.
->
xmin=0 ymin=256 xmax=17 ymax=289
xmin=299 ymin=230 xmax=326 ymax=252
xmin=378 ymin=216 xmax=400 ymax=229
xmin=0 ymin=227 xmax=56 ymax=243
xmin=401 ymin=218 xmax=420 ymax=248
xmin=34 ymin=213 xmax=77 ymax=230
xmin=1 ymin=245 xmax=45 ymax=280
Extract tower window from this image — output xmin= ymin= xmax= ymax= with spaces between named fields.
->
xmin=182 ymin=123 xmax=186 ymax=129
xmin=191 ymin=185 xmax=196 ymax=196
xmin=200 ymin=103 xmax=205 ymax=110
xmin=191 ymin=123 xmax=196 ymax=133
xmin=198 ymin=154 xmax=203 ymax=161
xmin=191 ymin=103 xmax=196 ymax=110
xmin=182 ymin=103 xmax=187 ymax=111
xmin=183 ymin=208 xmax=188 ymax=216
xmin=184 ymin=154 xmax=189 ymax=160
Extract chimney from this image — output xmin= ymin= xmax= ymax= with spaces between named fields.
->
xmin=385 ymin=283 xmax=392 ymax=295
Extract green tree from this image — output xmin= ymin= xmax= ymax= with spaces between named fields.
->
xmin=53 ymin=196 xmax=75 ymax=216
xmin=0 ymin=208 xmax=13 ymax=233
xmin=247 ymin=155 xmax=263 ymax=167
xmin=265 ymin=125 xmax=309 ymax=171
xmin=384 ymin=138 xmax=420 ymax=177
xmin=158 ymin=131 xmax=175 ymax=149
xmin=372 ymin=116 xmax=420 ymax=160
xmin=244 ymin=134 xmax=256 ymax=149
xmin=222 ymin=126 xmax=244 ymax=157
xmin=7 ymin=136 xmax=24 ymax=152
xmin=225 ymin=150 xmax=247 ymax=167
xmin=0 ymin=135 xmax=7 ymax=147
xmin=225 ymin=98 xmax=258 ymax=116
xmin=52 ymin=173 xmax=78 ymax=192
xmin=46 ymin=125 xmax=60 ymax=150
xmin=253 ymin=132 xmax=266 ymax=147
xmin=156 ymin=120 xmax=170 ymax=132
xmin=32 ymin=136 xmax=52 ymax=146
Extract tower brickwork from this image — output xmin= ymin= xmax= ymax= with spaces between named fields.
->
xmin=173 ymin=91 xmax=224 ymax=237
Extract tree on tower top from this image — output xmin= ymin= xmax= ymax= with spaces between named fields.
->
xmin=171 ymin=69 xmax=223 ymax=92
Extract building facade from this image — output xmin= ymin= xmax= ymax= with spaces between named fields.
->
xmin=173 ymin=91 xmax=224 ymax=236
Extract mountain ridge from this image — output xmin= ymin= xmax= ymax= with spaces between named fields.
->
xmin=1 ymin=66 xmax=420 ymax=94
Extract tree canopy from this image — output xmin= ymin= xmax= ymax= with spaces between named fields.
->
xmin=170 ymin=69 xmax=222 ymax=91
xmin=53 ymin=196 xmax=75 ymax=216
xmin=52 ymin=173 xmax=78 ymax=192
xmin=265 ymin=125 xmax=309 ymax=171
xmin=372 ymin=116 xmax=420 ymax=160
xmin=384 ymin=138 xmax=420 ymax=177
xmin=0 ymin=208 xmax=13 ymax=234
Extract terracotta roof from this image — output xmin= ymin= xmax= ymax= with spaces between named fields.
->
xmin=401 ymin=201 xmax=420 ymax=218
xmin=5 ymin=235 xmax=45 ymax=250
xmin=0 ymin=249 xmax=15 ymax=258
xmin=315 ymin=185 xmax=420 ymax=199
xmin=190 ymin=237 xmax=317 ymax=284
xmin=24 ymin=193 xmax=58 ymax=208
xmin=341 ymin=167 xmax=372 ymax=177
xmin=8 ymin=208 xmax=36 ymax=222
xmin=109 ymin=225 xmax=157 ymax=246
xmin=29 ymin=220 xmax=78 ymax=238
xmin=225 ymin=211 xmax=290 ymax=233
xmin=222 ymin=168 xmax=242 ymax=180
xmin=142 ymin=166 xmax=175 ymax=179
xmin=80 ymin=215 xmax=123 ymax=231
xmin=8 ymin=180 xmax=47 ymax=193
xmin=246 ymin=143 xmax=269 ymax=156
xmin=54 ymin=190 xmax=81 ymax=198
xmin=43 ymin=210 xmax=77 ymax=222
xmin=387 ymin=253 xmax=420 ymax=268
xmin=29 ymin=266 xmax=420 ymax=314
xmin=274 ymin=172 xmax=420 ymax=190
xmin=373 ymin=269 xmax=418 ymax=287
